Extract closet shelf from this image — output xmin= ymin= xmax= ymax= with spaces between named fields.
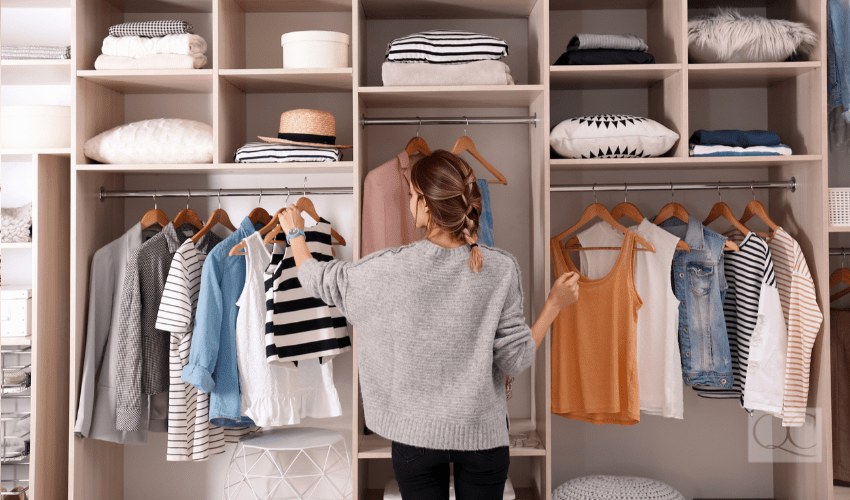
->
xmin=550 ymin=0 xmax=652 ymax=10
xmin=1 ymin=149 xmax=70 ymax=159
xmin=550 ymin=65 xmax=681 ymax=90
xmin=0 ymin=60 xmax=71 ymax=86
xmin=235 ymin=0 xmax=351 ymax=12
xmin=835 ymin=485 xmax=850 ymax=500
xmin=75 ymin=161 xmax=355 ymax=175
xmin=1 ymin=0 xmax=67 ymax=6
xmin=550 ymin=155 xmax=823 ymax=170
xmin=219 ymin=68 xmax=352 ymax=93
xmin=688 ymin=62 xmax=821 ymax=89
xmin=358 ymin=85 xmax=544 ymax=108
xmin=0 ymin=243 xmax=33 ymax=250
xmin=76 ymin=70 xmax=213 ymax=94
xmin=103 ymin=0 xmax=212 ymax=13
xmin=829 ymin=226 xmax=850 ymax=233
xmin=0 ymin=339 xmax=31 ymax=347
xmin=360 ymin=0 xmax=537 ymax=18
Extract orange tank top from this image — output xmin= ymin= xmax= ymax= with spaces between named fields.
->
xmin=551 ymin=230 xmax=642 ymax=425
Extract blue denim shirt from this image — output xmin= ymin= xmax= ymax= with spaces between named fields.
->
xmin=477 ymin=179 xmax=494 ymax=247
xmin=182 ymin=217 xmax=259 ymax=427
xmin=657 ymin=216 xmax=733 ymax=388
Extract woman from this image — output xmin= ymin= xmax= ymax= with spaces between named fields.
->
xmin=280 ymin=150 xmax=579 ymax=500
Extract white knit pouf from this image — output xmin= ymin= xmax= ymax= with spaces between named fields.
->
xmin=553 ymin=476 xmax=685 ymax=500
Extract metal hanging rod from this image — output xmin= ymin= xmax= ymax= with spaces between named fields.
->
xmin=831 ymin=248 xmax=850 ymax=255
xmin=100 ymin=186 xmax=353 ymax=201
xmin=360 ymin=114 xmax=538 ymax=128
xmin=550 ymin=178 xmax=796 ymax=193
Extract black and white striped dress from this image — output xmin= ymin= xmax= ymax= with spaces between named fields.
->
xmin=264 ymin=218 xmax=351 ymax=368
xmin=694 ymin=232 xmax=776 ymax=404
xmin=385 ymin=30 xmax=509 ymax=64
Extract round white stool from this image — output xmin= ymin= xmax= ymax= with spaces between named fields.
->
xmin=225 ymin=428 xmax=352 ymax=500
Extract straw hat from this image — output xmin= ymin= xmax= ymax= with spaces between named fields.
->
xmin=258 ymin=109 xmax=352 ymax=148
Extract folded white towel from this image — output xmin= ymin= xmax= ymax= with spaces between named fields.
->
xmin=94 ymin=53 xmax=207 ymax=70
xmin=382 ymin=60 xmax=515 ymax=87
xmin=101 ymin=34 xmax=207 ymax=59
xmin=2 ymin=437 xmax=26 ymax=457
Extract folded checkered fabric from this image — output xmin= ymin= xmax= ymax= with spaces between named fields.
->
xmin=1 ymin=45 xmax=70 ymax=60
xmin=234 ymin=142 xmax=341 ymax=163
xmin=109 ymin=20 xmax=193 ymax=38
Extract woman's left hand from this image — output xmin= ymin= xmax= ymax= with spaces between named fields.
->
xmin=280 ymin=204 xmax=305 ymax=233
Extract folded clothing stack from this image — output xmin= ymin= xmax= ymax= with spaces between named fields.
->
xmin=1 ymin=415 xmax=29 ymax=462
xmin=382 ymin=30 xmax=514 ymax=86
xmin=1 ymin=45 xmax=70 ymax=60
xmin=554 ymin=33 xmax=655 ymax=65
xmin=94 ymin=20 xmax=208 ymax=69
xmin=689 ymin=129 xmax=792 ymax=156
xmin=234 ymin=142 xmax=341 ymax=163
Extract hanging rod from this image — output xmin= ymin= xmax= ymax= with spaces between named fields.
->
xmin=831 ymin=248 xmax=850 ymax=255
xmin=100 ymin=186 xmax=353 ymax=201
xmin=550 ymin=178 xmax=796 ymax=193
xmin=360 ymin=114 xmax=538 ymax=128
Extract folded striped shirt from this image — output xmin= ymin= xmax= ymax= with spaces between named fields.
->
xmin=234 ymin=142 xmax=341 ymax=163
xmin=1 ymin=45 xmax=70 ymax=60
xmin=689 ymin=144 xmax=792 ymax=156
xmin=386 ymin=30 xmax=508 ymax=64
xmin=109 ymin=20 xmax=193 ymax=38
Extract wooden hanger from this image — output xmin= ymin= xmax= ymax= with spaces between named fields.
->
xmin=229 ymin=205 xmax=288 ymax=257
xmin=611 ymin=187 xmax=689 ymax=252
xmin=451 ymin=119 xmax=507 ymax=185
xmin=140 ymin=190 xmax=169 ymax=231
xmin=249 ymin=190 xmax=272 ymax=226
xmin=555 ymin=202 xmax=656 ymax=253
xmin=831 ymin=268 xmax=850 ymax=302
xmin=739 ymin=186 xmax=779 ymax=233
xmin=702 ymin=199 xmax=746 ymax=252
xmin=405 ymin=119 xmax=431 ymax=157
xmin=265 ymin=197 xmax=346 ymax=247
xmin=172 ymin=189 xmax=204 ymax=231
xmin=192 ymin=189 xmax=237 ymax=244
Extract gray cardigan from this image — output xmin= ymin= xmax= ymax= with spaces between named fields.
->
xmin=298 ymin=239 xmax=535 ymax=451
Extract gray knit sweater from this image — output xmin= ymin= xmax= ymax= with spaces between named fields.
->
xmin=298 ymin=239 xmax=535 ymax=451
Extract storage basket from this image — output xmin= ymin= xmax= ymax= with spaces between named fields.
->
xmin=829 ymin=188 xmax=850 ymax=226
xmin=280 ymin=30 xmax=350 ymax=69
xmin=0 ymin=105 xmax=71 ymax=149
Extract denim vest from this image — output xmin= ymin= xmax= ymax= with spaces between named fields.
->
xmin=657 ymin=217 xmax=733 ymax=388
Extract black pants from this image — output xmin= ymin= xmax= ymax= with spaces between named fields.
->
xmin=391 ymin=441 xmax=510 ymax=500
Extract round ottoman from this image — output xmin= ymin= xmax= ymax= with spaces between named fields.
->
xmin=553 ymin=476 xmax=685 ymax=500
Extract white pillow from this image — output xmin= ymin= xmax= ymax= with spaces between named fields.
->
xmin=1 ymin=203 xmax=32 ymax=243
xmin=84 ymin=118 xmax=213 ymax=164
xmin=550 ymin=115 xmax=679 ymax=159
xmin=688 ymin=8 xmax=817 ymax=63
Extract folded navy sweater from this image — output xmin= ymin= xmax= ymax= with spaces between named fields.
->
xmin=689 ymin=129 xmax=781 ymax=147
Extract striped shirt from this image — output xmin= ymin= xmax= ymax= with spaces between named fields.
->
xmin=264 ymin=218 xmax=351 ymax=368
xmin=385 ymin=30 xmax=509 ymax=64
xmin=694 ymin=232 xmax=775 ymax=404
xmin=766 ymin=228 xmax=823 ymax=426
xmin=156 ymin=238 xmax=226 ymax=461
xmin=234 ymin=142 xmax=341 ymax=163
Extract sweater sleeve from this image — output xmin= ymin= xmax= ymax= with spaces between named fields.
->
xmin=493 ymin=259 xmax=535 ymax=377
xmin=298 ymin=257 xmax=355 ymax=322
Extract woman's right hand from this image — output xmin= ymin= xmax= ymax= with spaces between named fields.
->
xmin=546 ymin=272 xmax=580 ymax=311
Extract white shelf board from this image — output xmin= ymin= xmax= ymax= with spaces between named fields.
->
xmin=0 ymin=60 xmax=71 ymax=86
xmin=361 ymin=0 xmax=536 ymax=18
xmin=219 ymin=68 xmax=352 ymax=93
xmin=0 ymin=338 xmax=31 ymax=347
xmin=235 ymin=0 xmax=351 ymax=12
xmin=550 ymin=0 xmax=651 ymax=9
xmin=103 ymin=0 xmax=211 ymax=13
xmin=1 ymin=148 xmax=70 ymax=160
xmin=688 ymin=62 xmax=821 ymax=89
xmin=550 ymin=155 xmax=823 ymax=170
xmin=830 ymin=226 xmax=850 ymax=233
xmin=359 ymin=85 xmax=544 ymax=108
xmin=550 ymin=64 xmax=681 ymax=90
xmin=0 ymin=243 xmax=32 ymax=250
xmin=75 ymin=161 xmax=355 ymax=175
xmin=77 ymin=70 xmax=213 ymax=94
xmin=1 ymin=0 xmax=68 ymax=6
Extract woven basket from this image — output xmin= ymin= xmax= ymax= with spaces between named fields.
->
xmin=829 ymin=188 xmax=850 ymax=226
xmin=553 ymin=476 xmax=685 ymax=500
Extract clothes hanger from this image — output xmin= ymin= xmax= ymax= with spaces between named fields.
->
xmin=248 ymin=189 xmax=272 ymax=226
xmin=451 ymin=117 xmax=508 ymax=185
xmin=172 ymin=189 xmax=204 ymax=230
xmin=405 ymin=117 xmax=432 ymax=157
xmin=701 ymin=184 xmax=743 ymax=252
xmin=654 ymin=183 xmax=691 ymax=226
xmin=831 ymin=249 xmax=850 ymax=302
xmin=610 ymin=185 xmax=690 ymax=252
xmin=264 ymin=179 xmax=346 ymax=250
xmin=555 ymin=187 xmax=656 ymax=254
xmin=739 ymin=182 xmax=780 ymax=236
xmin=191 ymin=189 xmax=237 ymax=244
xmin=230 ymin=191 xmax=291 ymax=257
xmin=140 ymin=189 xmax=169 ymax=231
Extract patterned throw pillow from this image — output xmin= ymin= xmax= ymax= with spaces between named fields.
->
xmin=550 ymin=114 xmax=679 ymax=159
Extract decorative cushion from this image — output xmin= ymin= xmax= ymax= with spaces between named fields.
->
xmin=1 ymin=203 xmax=32 ymax=243
xmin=385 ymin=30 xmax=508 ymax=64
xmin=550 ymin=115 xmax=679 ymax=159
xmin=84 ymin=118 xmax=213 ymax=164
xmin=688 ymin=8 xmax=817 ymax=63
xmin=553 ymin=476 xmax=685 ymax=500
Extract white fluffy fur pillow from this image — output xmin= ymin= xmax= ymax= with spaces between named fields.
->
xmin=689 ymin=8 xmax=817 ymax=63
xmin=1 ymin=203 xmax=32 ymax=243
xmin=84 ymin=118 xmax=213 ymax=164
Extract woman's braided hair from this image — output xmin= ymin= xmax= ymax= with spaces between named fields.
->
xmin=410 ymin=150 xmax=484 ymax=272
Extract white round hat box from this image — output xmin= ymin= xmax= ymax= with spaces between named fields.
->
xmin=280 ymin=30 xmax=350 ymax=69
xmin=1 ymin=105 xmax=71 ymax=149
